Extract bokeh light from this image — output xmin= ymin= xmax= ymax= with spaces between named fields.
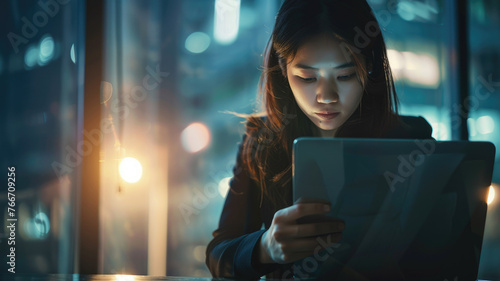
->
xmin=119 ymin=157 xmax=143 ymax=183
xmin=24 ymin=45 xmax=39 ymax=68
xmin=218 ymin=176 xmax=231 ymax=198
xmin=387 ymin=49 xmax=404 ymax=78
xmin=181 ymin=122 xmax=211 ymax=153
xmin=39 ymin=34 xmax=55 ymax=65
xmin=214 ymin=0 xmax=241 ymax=45
xmin=476 ymin=115 xmax=495 ymax=135
xmin=33 ymin=212 xmax=50 ymax=238
xmin=401 ymin=51 xmax=439 ymax=87
xmin=193 ymin=245 xmax=206 ymax=263
xmin=115 ymin=275 xmax=135 ymax=281
xmin=23 ymin=211 xmax=50 ymax=240
xmin=397 ymin=1 xmax=416 ymax=21
xmin=430 ymin=121 xmax=449 ymax=140
xmin=70 ymin=43 xmax=76 ymax=64
xmin=388 ymin=50 xmax=439 ymax=87
xmin=185 ymin=32 xmax=211 ymax=54
xmin=488 ymin=185 xmax=495 ymax=205
xmin=468 ymin=117 xmax=477 ymax=137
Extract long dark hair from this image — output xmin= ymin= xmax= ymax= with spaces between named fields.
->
xmin=236 ymin=0 xmax=401 ymax=210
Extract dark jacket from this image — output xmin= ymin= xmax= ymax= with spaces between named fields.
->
xmin=205 ymin=115 xmax=434 ymax=279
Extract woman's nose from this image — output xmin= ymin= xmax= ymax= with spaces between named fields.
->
xmin=316 ymin=79 xmax=339 ymax=104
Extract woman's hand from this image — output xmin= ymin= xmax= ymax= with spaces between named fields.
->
xmin=259 ymin=201 xmax=345 ymax=264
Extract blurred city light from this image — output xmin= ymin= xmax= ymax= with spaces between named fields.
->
xmin=23 ymin=211 xmax=50 ymax=240
xmin=115 ymin=275 xmax=135 ymax=281
xmin=181 ymin=122 xmax=211 ymax=153
xmin=185 ymin=32 xmax=211 ymax=54
xmin=119 ymin=157 xmax=143 ymax=183
xmin=214 ymin=0 xmax=241 ymax=45
xmin=193 ymin=245 xmax=206 ymax=262
xmin=387 ymin=49 xmax=404 ymax=78
xmin=397 ymin=0 xmax=438 ymax=22
xmin=477 ymin=115 xmax=495 ymax=135
xmin=33 ymin=212 xmax=50 ymax=238
xmin=24 ymin=45 xmax=39 ymax=68
xmin=402 ymin=51 xmax=439 ymax=87
xmin=218 ymin=176 xmax=231 ymax=198
xmin=488 ymin=185 xmax=496 ymax=205
xmin=468 ymin=117 xmax=477 ymax=137
xmin=70 ymin=43 xmax=76 ymax=64
xmin=430 ymin=122 xmax=449 ymax=140
xmin=412 ymin=54 xmax=439 ymax=86
xmin=387 ymin=49 xmax=439 ymax=88
xmin=39 ymin=34 xmax=55 ymax=65
xmin=397 ymin=1 xmax=416 ymax=21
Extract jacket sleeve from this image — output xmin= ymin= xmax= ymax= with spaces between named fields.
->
xmin=205 ymin=133 xmax=282 ymax=278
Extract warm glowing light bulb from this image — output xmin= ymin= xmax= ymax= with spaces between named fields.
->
xmin=119 ymin=157 xmax=143 ymax=183
xmin=487 ymin=185 xmax=495 ymax=205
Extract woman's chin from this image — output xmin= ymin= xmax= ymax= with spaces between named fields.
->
xmin=316 ymin=123 xmax=338 ymax=131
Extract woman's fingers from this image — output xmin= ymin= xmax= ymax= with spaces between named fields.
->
xmin=281 ymin=233 xmax=342 ymax=253
xmin=274 ymin=203 xmax=331 ymax=224
xmin=273 ymin=221 xmax=344 ymax=240
xmin=296 ymin=221 xmax=345 ymax=238
xmin=265 ymin=202 xmax=345 ymax=264
xmin=271 ymin=233 xmax=343 ymax=263
xmin=277 ymin=250 xmax=317 ymax=264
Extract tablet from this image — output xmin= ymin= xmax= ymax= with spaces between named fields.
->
xmin=292 ymin=137 xmax=496 ymax=280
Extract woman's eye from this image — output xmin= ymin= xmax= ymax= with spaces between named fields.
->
xmin=338 ymin=73 xmax=356 ymax=81
xmin=298 ymin=77 xmax=316 ymax=82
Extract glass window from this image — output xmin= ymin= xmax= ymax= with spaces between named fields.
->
xmin=0 ymin=0 xmax=83 ymax=274
xmin=469 ymin=0 xmax=500 ymax=279
xmin=1 ymin=0 xmax=497 ymax=279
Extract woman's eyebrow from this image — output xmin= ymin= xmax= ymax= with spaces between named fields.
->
xmin=294 ymin=62 xmax=355 ymax=70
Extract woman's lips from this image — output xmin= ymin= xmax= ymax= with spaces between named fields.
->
xmin=315 ymin=112 xmax=339 ymax=120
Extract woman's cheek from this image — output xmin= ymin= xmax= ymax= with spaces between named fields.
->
xmin=291 ymin=84 xmax=314 ymax=105
xmin=342 ymin=84 xmax=363 ymax=108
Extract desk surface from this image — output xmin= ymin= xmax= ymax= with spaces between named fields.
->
xmin=0 ymin=274 xmax=496 ymax=281
xmin=0 ymin=275 xmax=224 ymax=281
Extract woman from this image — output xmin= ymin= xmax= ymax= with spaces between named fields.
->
xmin=206 ymin=0 xmax=433 ymax=279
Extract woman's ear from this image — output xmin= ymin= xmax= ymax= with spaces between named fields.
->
xmin=366 ymin=58 xmax=373 ymax=75
xmin=367 ymin=50 xmax=377 ymax=75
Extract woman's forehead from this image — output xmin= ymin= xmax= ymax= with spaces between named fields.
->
xmin=290 ymin=36 xmax=353 ymax=67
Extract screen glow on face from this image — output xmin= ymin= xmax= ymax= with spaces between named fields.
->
xmin=286 ymin=35 xmax=364 ymax=138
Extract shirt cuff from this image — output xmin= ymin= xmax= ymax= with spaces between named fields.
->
xmin=234 ymin=229 xmax=282 ymax=278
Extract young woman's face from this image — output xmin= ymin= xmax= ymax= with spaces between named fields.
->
xmin=286 ymin=35 xmax=364 ymax=137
